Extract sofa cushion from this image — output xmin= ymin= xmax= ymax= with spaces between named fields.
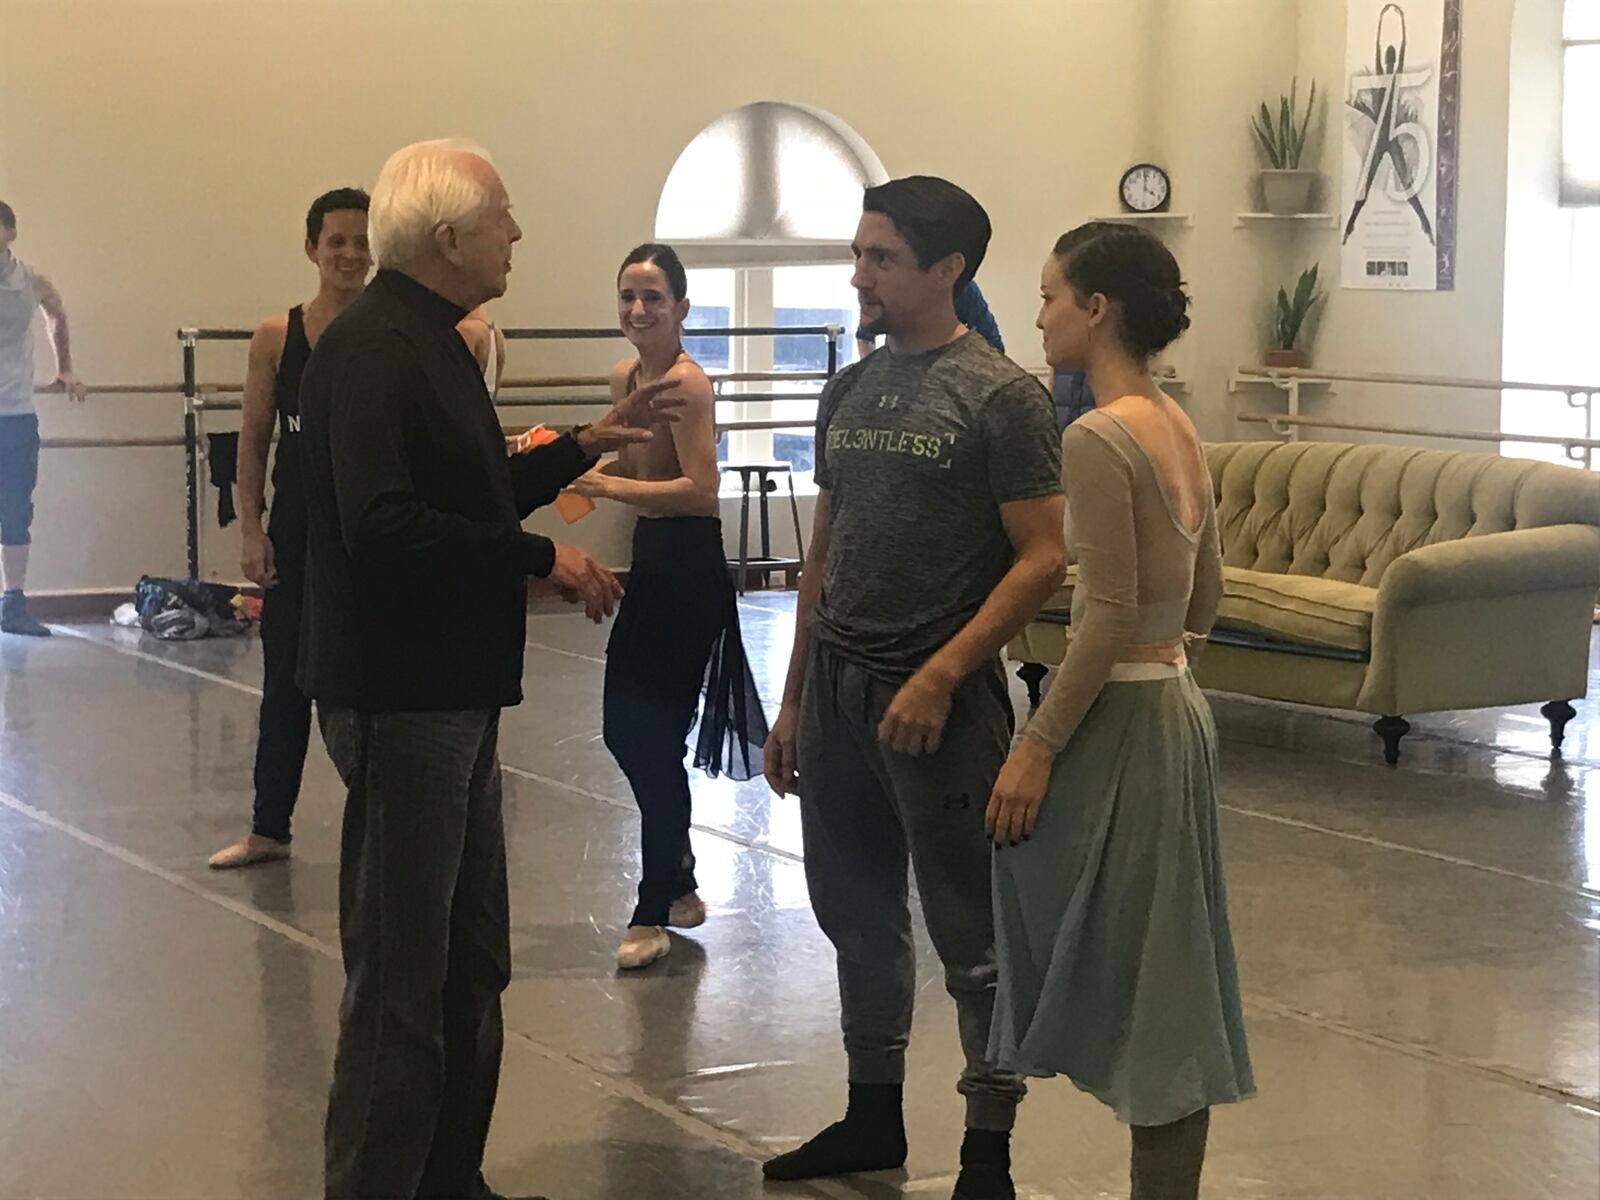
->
xmin=1206 ymin=441 xmax=1600 ymax=589
xmin=1031 ymin=565 xmax=1373 ymax=655
xmin=1216 ymin=567 xmax=1376 ymax=653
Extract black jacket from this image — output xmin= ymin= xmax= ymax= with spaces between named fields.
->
xmin=296 ymin=269 xmax=593 ymax=712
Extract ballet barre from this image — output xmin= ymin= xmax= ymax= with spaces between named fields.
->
xmin=502 ymin=370 xmax=831 ymax=389
xmin=173 ymin=322 xmax=844 ymax=578
xmin=1237 ymin=412 xmax=1600 ymax=465
xmin=1232 ymin=365 xmax=1598 ymax=459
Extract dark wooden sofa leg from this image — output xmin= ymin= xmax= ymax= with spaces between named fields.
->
xmin=1373 ymin=715 xmax=1411 ymax=766
xmin=1018 ymin=662 xmax=1047 ymax=709
xmin=1541 ymin=700 xmax=1578 ymax=753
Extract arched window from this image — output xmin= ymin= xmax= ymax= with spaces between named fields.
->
xmin=655 ymin=102 xmax=887 ymax=479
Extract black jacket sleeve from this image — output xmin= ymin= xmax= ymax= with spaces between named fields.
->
xmin=327 ymin=338 xmax=556 ymax=578
xmin=507 ymin=434 xmax=595 ymax=518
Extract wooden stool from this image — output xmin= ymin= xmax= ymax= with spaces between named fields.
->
xmin=720 ymin=462 xmax=805 ymax=592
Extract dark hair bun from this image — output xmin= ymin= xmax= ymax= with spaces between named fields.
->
xmin=1119 ymin=278 xmax=1192 ymax=359
xmin=1051 ymin=222 xmax=1192 ymax=360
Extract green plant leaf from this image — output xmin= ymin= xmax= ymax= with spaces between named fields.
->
xmin=1293 ymin=268 xmax=1316 ymax=313
xmin=1254 ymin=102 xmax=1284 ymax=166
xmin=1292 ymin=79 xmax=1316 ymax=169
xmin=1251 ymin=116 xmax=1278 ymax=166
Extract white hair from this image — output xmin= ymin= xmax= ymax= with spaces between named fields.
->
xmin=368 ymin=139 xmax=495 ymax=268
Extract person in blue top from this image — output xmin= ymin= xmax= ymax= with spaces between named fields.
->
xmin=1051 ymin=365 xmax=1096 ymax=430
xmin=857 ymin=278 xmax=1004 ymax=359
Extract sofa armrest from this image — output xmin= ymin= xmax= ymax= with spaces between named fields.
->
xmin=1377 ymin=525 xmax=1600 ymax=609
xmin=1360 ymin=524 xmax=1600 ymax=714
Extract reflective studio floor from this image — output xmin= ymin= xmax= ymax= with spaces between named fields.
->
xmin=1 ymin=593 xmax=1597 ymax=1200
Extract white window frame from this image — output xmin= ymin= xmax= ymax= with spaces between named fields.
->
xmin=682 ymin=244 xmax=855 ymax=493
xmin=1563 ymin=1 xmax=1600 ymax=205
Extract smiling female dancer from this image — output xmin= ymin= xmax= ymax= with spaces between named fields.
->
xmin=570 ymin=242 xmax=768 ymax=970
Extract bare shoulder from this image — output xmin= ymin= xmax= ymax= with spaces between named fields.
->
xmin=251 ymin=313 xmax=289 ymax=353
xmin=665 ymin=357 xmax=714 ymax=405
xmin=608 ymin=356 xmax=638 ymax=398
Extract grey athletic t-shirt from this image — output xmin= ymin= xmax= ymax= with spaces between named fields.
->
xmin=0 ymin=255 xmax=38 ymax=414
xmin=811 ymin=330 xmax=1062 ymax=677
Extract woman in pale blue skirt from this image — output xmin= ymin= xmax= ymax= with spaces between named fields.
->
xmin=986 ymin=223 xmax=1253 ymax=1199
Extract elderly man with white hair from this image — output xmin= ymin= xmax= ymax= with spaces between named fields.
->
xmin=297 ymin=140 xmax=678 ymax=1200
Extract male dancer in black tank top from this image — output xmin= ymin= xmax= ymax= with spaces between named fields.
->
xmin=210 ymin=189 xmax=371 ymax=869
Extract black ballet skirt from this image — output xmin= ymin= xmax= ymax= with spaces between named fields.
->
xmin=606 ymin=515 xmax=769 ymax=783
xmin=693 ymin=588 xmax=769 ymax=781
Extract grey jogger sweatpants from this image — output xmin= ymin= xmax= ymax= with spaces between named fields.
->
xmin=796 ymin=642 xmax=1027 ymax=1131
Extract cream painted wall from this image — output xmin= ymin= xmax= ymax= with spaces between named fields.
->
xmin=1289 ymin=0 xmax=1520 ymax=439
xmin=0 ymin=0 xmax=1534 ymax=592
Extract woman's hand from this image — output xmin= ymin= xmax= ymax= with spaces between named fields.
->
xmin=567 ymin=465 xmax=612 ymax=499
xmin=985 ymin=735 xmax=1055 ymax=846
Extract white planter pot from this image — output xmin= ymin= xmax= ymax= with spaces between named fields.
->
xmin=1261 ymin=170 xmax=1316 ymax=215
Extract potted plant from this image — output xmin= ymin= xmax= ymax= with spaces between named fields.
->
xmin=1267 ymin=264 xmax=1321 ymax=368
xmin=1250 ymin=78 xmax=1317 ymax=215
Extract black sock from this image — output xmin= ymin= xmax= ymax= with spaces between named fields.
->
xmin=960 ymin=1129 xmax=1011 ymax=1167
xmin=762 ymin=1083 xmax=906 ymax=1181
xmin=843 ymin=1081 xmax=903 ymax=1128
xmin=953 ymin=1129 xmax=1015 ymax=1199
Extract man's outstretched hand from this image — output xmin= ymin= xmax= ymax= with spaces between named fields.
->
xmin=576 ymin=378 xmax=687 ymax=454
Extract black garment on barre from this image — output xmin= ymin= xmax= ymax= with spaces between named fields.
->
xmin=206 ymin=431 xmax=238 ymax=527
xmin=603 ymin=516 xmax=768 ymax=927
xmin=296 ymin=269 xmax=594 ymax=712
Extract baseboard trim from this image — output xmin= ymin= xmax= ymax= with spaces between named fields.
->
xmin=21 ymin=589 xmax=132 ymax=622
xmin=25 ymin=565 xmax=797 ymax=624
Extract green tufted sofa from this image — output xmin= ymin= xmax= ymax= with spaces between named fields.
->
xmin=1007 ymin=441 xmax=1600 ymax=764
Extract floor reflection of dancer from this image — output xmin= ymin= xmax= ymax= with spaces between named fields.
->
xmin=1343 ymin=2 xmax=1435 ymax=246
xmin=569 ymin=242 xmax=769 ymax=971
xmin=986 ymin=222 xmax=1254 ymax=1200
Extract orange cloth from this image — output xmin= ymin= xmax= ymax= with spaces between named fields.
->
xmin=510 ymin=425 xmax=595 ymax=523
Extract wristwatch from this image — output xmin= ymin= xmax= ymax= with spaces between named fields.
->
xmin=569 ymin=423 xmax=598 ymax=459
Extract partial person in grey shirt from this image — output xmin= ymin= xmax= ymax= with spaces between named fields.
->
xmin=0 ymin=199 xmax=86 ymax=637
xmin=763 ymin=176 xmax=1066 ymax=1200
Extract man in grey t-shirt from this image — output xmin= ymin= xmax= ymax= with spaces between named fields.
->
xmin=0 ymin=199 xmax=86 ymax=637
xmin=763 ymin=177 xmax=1065 ymax=1200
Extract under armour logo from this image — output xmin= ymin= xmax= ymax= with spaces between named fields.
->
xmin=941 ymin=793 xmax=972 ymax=811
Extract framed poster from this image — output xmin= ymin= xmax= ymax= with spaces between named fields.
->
xmin=1340 ymin=0 xmax=1462 ymax=290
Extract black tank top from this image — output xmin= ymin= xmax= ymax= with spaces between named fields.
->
xmin=269 ymin=305 xmax=314 ymax=510
xmin=275 ymin=305 xmax=312 ymax=438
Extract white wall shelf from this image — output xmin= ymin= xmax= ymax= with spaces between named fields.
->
xmin=1233 ymin=212 xmax=1337 ymax=229
xmin=1229 ymin=372 xmax=1334 ymax=392
xmin=1091 ymin=212 xmax=1194 ymax=227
